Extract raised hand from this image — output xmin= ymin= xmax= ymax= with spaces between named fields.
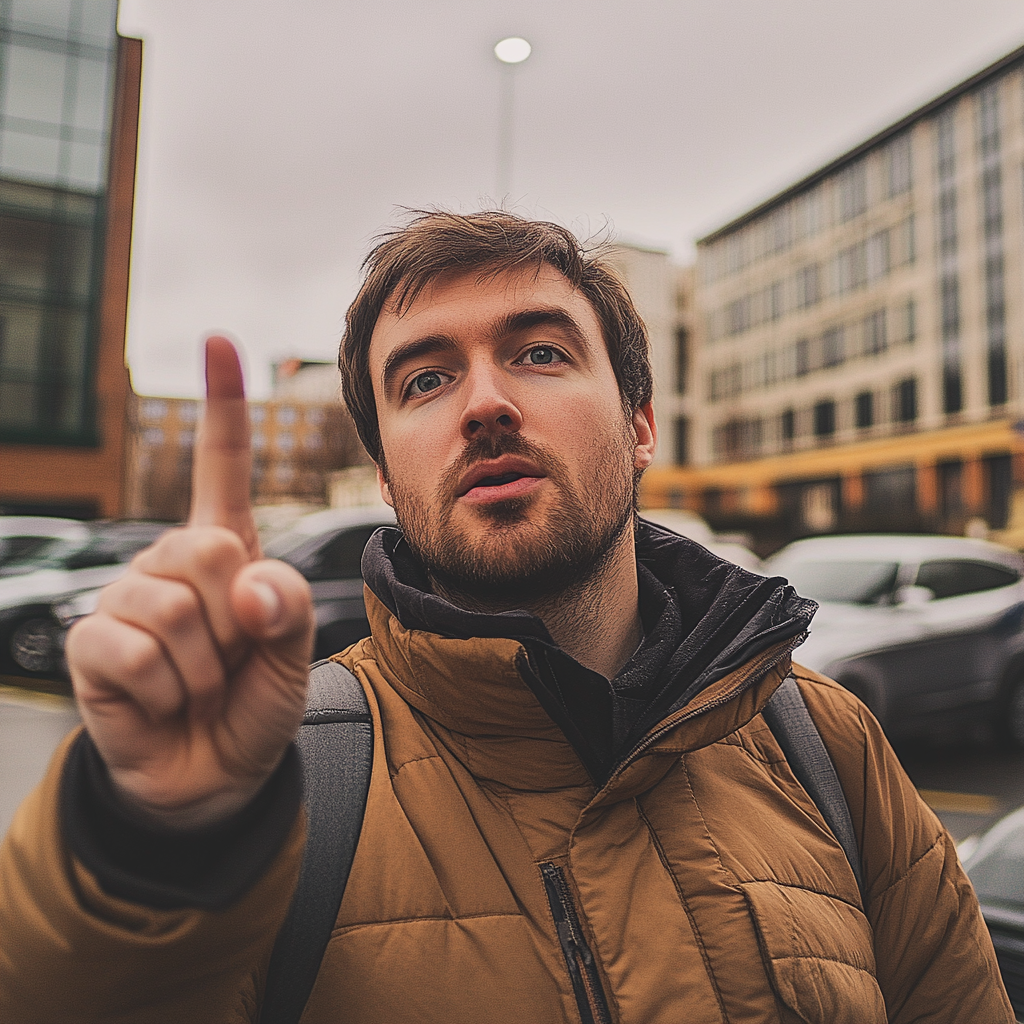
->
xmin=67 ymin=337 xmax=315 ymax=828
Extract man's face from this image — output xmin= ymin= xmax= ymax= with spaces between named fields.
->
xmin=368 ymin=264 xmax=656 ymax=608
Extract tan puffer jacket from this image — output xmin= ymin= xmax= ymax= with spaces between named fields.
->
xmin=0 ymin=589 xmax=1012 ymax=1023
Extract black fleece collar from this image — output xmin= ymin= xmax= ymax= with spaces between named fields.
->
xmin=362 ymin=519 xmax=815 ymax=783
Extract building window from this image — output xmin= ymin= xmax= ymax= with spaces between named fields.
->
xmin=141 ymin=399 xmax=167 ymax=420
xmin=780 ymin=408 xmax=795 ymax=443
xmin=866 ymin=230 xmax=890 ymax=282
xmin=900 ymin=297 xmax=917 ymax=345
xmin=894 ymin=377 xmax=917 ymax=423
xmin=935 ymin=106 xmax=963 ymax=416
xmin=708 ymin=363 xmax=741 ymax=403
xmin=938 ymin=460 xmax=963 ymax=517
xmin=832 ymin=240 xmax=868 ymax=295
xmin=864 ymin=465 xmax=916 ymax=514
xmin=977 ymin=85 xmax=1007 ymax=408
xmin=855 ymin=391 xmax=874 ymax=429
xmin=886 ymin=133 xmax=913 ymax=197
xmin=837 ymin=160 xmax=868 ymax=221
xmin=863 ymin=309 xmax=887 ymax=356
xmin=674 ymin=416 xmax=689 ymax=465
xmin=795 ymin=264 xmax=820 ymax=308
xmin=0 ymin=1 xmax=119 ymax=444
xmin=821 ymin=327 xmax=845 ymax=369
xmin=813 ymin=400 xmax=835 ymax=438
xmin=795 ymin=338 xmax=811 ymax=377
xmin=984 ymin=453 xmax=1012 ymax=529
xmin=674 ymin=326 xmax=688 ymax=394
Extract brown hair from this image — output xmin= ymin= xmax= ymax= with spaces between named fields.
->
xmin=339 ymin=209 xmax=653 ymax=463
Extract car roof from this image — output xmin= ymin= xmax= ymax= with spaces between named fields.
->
xmin=280 ymin=504 xmax=397 ymax=537
xmin=768 ymin=533 xmax=1024 ymax=568
xmin=0 ymin=516 xmax=90 ymax=540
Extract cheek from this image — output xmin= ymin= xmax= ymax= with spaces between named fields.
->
xmin=378 ymin=416 xmax=452 ymax=490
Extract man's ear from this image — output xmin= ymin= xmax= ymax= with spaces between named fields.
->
xmin=376 ymin=464 xmax=394 ymax=507
xmin=632 ymin=401 xmax=657 ymax=470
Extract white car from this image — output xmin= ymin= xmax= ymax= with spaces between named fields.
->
xmin=0 ymin=517 xmax=90 ymax=572
xmin=0 ymin=521 xmax=169 ymax=679
xmin=765 ymin=534 xmax=1024 ymax=745
xmin=640 ymin=509 xmax=763 ymax=572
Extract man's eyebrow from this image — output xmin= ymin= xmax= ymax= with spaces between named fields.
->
xmin=493 ymin=308 xmax=591 ymax=347
xmin=381 ymin=334 xmax=459 ymax=396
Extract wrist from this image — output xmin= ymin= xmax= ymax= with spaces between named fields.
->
xmin=108 ymin=774 xmax=269 ymax=831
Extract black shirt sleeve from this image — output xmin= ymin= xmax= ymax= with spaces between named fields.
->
xmin=60 ymin=731 xmax=303 ymax=911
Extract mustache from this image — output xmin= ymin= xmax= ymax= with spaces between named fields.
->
xmin=438 ymin=432 xmax=564 ymax=502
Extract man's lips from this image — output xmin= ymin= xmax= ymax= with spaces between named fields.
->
xmin=457 ymin=457 xmax=547 ymax=502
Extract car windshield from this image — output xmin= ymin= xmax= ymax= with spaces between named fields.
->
xmin=771 ymin=559 xmax=900 ymax=604
xmin=0 ymin=527 xmax=165 ymax=576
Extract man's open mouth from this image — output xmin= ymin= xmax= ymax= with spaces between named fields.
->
xmin=457 ymin=459 xmax=547 ymax=501
xmin=475 ymin=472 xmax=526 ymax=488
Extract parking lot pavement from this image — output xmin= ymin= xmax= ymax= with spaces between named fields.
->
xmin=0 ymin=684 xmax=79 ymax=839
xmin=896 ymin=739 xmax=1024 ymax=843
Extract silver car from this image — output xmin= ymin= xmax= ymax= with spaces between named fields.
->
xmin=765 ymin=535 xmax=1024 ymax=745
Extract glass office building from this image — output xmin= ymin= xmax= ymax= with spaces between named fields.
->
xmin=0 ymin=0 xmax=120 ymax=444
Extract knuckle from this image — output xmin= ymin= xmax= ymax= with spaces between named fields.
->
xmin=116 ymin=629 xmax=165 ymax=680
xmin=190 ymin=525 xmax=248 ymax=575
xmin=130 ymin=525 xmax=188 ymax=569
xmin=151 ymin=582 xmax=201 ymax=634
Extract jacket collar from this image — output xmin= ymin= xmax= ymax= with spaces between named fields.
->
xmin=361 ymin=519 xmax=816 ymax=785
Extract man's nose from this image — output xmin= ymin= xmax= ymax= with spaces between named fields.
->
xmin=459 ymin=366 xmax=523 ymax=440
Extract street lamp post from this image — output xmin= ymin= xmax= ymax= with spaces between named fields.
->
xmin=494 ymin=36 xmax=531 ymax=198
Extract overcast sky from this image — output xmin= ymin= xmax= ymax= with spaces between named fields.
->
xmin=116 ymin=0 xmax=1024 ymax=399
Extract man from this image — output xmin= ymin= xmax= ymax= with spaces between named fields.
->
xmin=0 ymin=211 xmax=1011 ymax=1022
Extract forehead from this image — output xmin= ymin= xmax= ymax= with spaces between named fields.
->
xmin=368 ymin=264 xmax=604 ymax=367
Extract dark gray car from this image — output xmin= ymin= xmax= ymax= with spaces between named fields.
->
xmin=263 ymin=505 xmax=397 ymax=661
xmin=961 ymin=807 xmax=1024 ymax=1018
xmin=766 ymin=535 xmax=1024 ymax=745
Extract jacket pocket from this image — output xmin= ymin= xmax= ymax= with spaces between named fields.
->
xmin=740 ymin=881 xmax=886 ymax=1024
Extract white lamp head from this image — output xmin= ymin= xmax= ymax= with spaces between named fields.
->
xmin=494 ymin=37 xmax=532 ymax=64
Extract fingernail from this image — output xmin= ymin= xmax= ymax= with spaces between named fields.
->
xmin=251 ymin=581 xmax=282 ymax=629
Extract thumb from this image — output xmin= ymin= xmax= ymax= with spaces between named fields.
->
xmin=231 ymin=559 xmax=315 ymax=655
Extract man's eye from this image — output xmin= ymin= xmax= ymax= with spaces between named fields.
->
xmin=524 ymin=347 xmax=563 ymax=365
xmin=408 ymin=371 xmax=446 ymax=396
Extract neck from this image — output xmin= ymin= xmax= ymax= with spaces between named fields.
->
xmin=432 ymin=527 xmax=643 ymax=680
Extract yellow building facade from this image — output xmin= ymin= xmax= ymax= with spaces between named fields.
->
xmin=645 ymin=44 xmax=1024 ymax=553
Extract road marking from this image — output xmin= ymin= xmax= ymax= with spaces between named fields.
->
xmin=919 ymin=789 xmax=1000 ymax=814
xmin=0 ymin=683 xmax=75 ymax=713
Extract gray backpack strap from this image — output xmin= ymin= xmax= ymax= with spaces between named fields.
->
xmin=763 ymin=673 xmax=866 ymax=902
xmin=260 ymin=659 xmax=374 ymax=1024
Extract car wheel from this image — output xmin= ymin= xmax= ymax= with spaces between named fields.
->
xmin=9 ymin=616 xmax=63 ymax=675
xmin=998 ymin=675 xmax=1024 ymax=749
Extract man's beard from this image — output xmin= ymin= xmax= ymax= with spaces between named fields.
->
xmin=383 ymin=429 xmax=638 ymax=611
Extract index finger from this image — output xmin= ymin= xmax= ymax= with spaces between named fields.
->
xmin=190 ymin=336 xmax=260 ymax=558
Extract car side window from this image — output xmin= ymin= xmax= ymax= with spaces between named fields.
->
xmin=914 ymin=559 xmax=1021 ymax=600
xmin=301 ymin=525 xmax=381 ymax=582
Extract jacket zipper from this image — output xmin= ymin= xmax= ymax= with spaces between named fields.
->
xmin=540 ymin=862 xmax=612 ymax=1024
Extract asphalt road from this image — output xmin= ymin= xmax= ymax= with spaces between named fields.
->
xmin=2 ymin=683 xmax=1023 ymax=845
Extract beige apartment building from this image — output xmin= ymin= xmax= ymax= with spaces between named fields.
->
xmin=643 ymin=43 xmax=1024 ymax=551
xmin=605 ymin=244 xmax=695 ymax=467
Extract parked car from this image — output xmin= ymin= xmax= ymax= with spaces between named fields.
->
xmin=263 ymin=504 xmax=397 ymax=660
xmin=960 ymin=807 xmax=1024 ymax=1017
xmin=0 ymin=521 xmax=169 ymax=679
xmin=640 ymin=508 xmax=764 ymax=572
xmin=764 ymin=534 xmax=1024 ymax=744
xmin=0 ymin=516 xmax=90 ymax=572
